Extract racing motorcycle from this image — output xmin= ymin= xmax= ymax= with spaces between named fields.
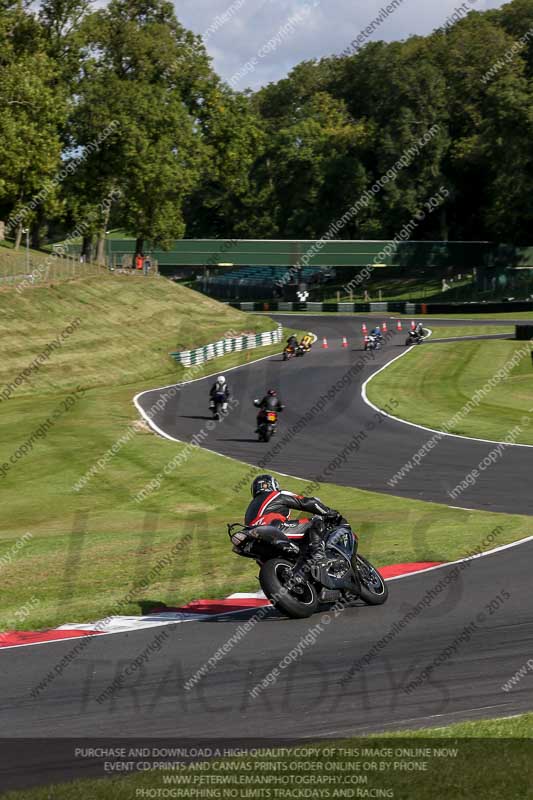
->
xmin=295 ymin=344 xmax=306 ymax=357
xmin=253 ymin=400 xmax=280 ymax=442
xmin=282 ymin=345 xmax=296 ymax=361
xmin=363 ymin=334 xmax=381 ymax=351
xmin=209 ymin=391 xmax=227 ymax=420
xmin=228 ymin=515 xmax=388 ymax=619
xmin=405 ymin=330 xmax=424 ymax=346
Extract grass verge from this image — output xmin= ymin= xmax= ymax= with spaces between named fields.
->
xmin=424 ymin=325 xmax=513 ymax=340
xmin=367 ymin=335 xmax=533 ymax=443
xmin=0 ymin=276 xmax=277 ymax=395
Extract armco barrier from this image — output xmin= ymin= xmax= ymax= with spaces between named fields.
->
xmin=229 ymin=301 xmax=533 ymax=315
xmin=170 ymin=326 xmax=283 ymax=367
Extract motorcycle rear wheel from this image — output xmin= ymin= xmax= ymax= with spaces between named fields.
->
xmin=262 ymin=425 xmax=273 ymax=442
xmin=259 ymin=558 xmax=318 ymax=619
xmin=355 ymin=555 xmax=389 ymax=605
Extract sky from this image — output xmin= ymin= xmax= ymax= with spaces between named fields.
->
xmin=176 ymin=0 xmax=508 ymax=90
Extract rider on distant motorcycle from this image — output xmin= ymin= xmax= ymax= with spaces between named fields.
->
xmin=255 ymin=389 xmax=284 ymax=430
xmin=209 ymin=375 xmax=230 ymax=413
xmin=371 ymin=326 xmax=382 ymax=339
xmin=245 ymin=474 xmax=350 ymax=561
xmin=286 ymin=334 xmax=298 ymax=349
xmin=414 ymin=322 xmax=425 ymax=338
xmin=299 ymin=333 xmax=313 ymax=351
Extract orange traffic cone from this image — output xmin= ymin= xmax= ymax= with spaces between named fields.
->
xmin=362 ymin=322 xmax=367 ymax=334
xmin=342 ymin=336 xmax=348 ymax=348
xmin=322 ymin=337 xmax=329 ymax=349
xmin=396 ymin=320 xmax=402 ymax=332
xmin=411 ymin=320 xmax=416 ymax=330
xmin=382 ymin=322 xmax=388 ymax=333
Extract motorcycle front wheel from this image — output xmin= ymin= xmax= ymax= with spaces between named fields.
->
xmin=259 ymin=558 xmax=318 ymax=619
xmin=355 ymin=555 xmax=389 ymax=605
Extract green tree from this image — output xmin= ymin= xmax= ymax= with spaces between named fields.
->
xmin=436 ymin=12 xmax=532 ymax=240
xmin=184 ymin=87 xmax=265 ymax=238
xmin=0 ymin=6 xmax=67 ymax=248
xmin=70 ymin=0 xmax=214 ymax=258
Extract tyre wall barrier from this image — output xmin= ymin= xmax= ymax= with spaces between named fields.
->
xmin=170 ymin=326 xmax=283 ymax=367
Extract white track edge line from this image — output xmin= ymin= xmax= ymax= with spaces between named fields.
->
xmin=0 ymin=604 xmax=272 ymax=651
xmin=361 ymin=330 xmax=533 ymax=448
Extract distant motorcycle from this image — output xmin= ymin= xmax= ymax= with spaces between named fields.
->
xmin=228 ymin=514 xmax=388 ymax=619
xmin=282 ymin=345 xmax=296 ymax=361
xmin=295 ymin=344 xmax=305 ymax=357
xmin=364 ymin=334 xmax=381 ymax=351
xmin=209 ymin=391 xmax=227 ymax=420
xmin=253 ymin=400 xmax=281 ymax=442
xmin=405 ymin=330 xmax=424 ymax=346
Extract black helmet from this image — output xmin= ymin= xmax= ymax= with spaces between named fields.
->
xmin=267 ymin=389 xmax=277 ymax=397
xmin=251 ymin=474 xmax=280 ymax=497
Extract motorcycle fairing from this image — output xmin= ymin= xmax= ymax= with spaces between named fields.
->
xmin=314 ymin=525 xmax=359 ymax=591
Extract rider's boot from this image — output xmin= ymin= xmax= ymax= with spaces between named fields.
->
xmin=307 ymin=517 xmax=328 ymax=567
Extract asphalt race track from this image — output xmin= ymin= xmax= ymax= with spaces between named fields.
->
xmin=2 ymin=315 xmax=532 ymax=791
xmin=138 ymin=315 xmax=533 ymax=515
